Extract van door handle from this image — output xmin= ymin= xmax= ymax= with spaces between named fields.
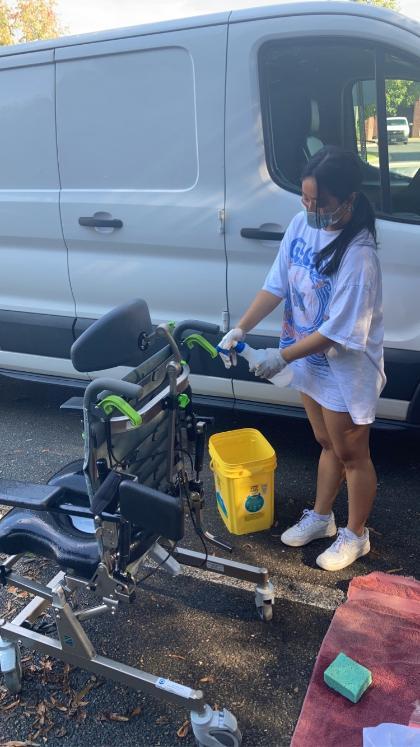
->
xmin=240 ymin=227 xmax=284 ymax=240
xmin=79 ymin=217 xmax=123 ymax=228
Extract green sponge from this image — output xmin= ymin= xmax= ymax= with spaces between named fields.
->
xmin=323 ymin=652 xmax=372 ymax=703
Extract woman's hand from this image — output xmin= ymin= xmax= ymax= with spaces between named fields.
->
xmin=253 ymin=348 xmax=287 ymax=379
xmin=218 ymin=327 xmax=245 ymax=368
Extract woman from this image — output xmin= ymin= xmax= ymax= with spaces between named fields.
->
xmin=219 ymin=145 xmax=386 ymax=571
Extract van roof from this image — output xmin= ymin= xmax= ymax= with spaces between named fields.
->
xmin=0 ymin=1 xmax=418 ymax=57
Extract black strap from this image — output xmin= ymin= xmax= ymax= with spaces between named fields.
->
xmin=91 ymin=470 xmax=123 ymax=515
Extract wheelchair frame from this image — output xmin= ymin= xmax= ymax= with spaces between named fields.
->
xmin=0 ymin=307 xmax=275 ymax=747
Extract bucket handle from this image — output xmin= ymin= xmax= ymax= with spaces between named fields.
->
xmin=209 ymin=459 xmax=246 ymax=477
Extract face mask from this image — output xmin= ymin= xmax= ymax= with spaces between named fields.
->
xmin=306 ymin=202 xmax=349 ymax=230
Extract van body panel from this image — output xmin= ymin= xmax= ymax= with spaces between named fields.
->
xmin=0 ymin=12 xmax=231 ymax=58
xmin=0 ymin=53 xmax=75 ymax=366
xmin=229 ymin=2 xmax=420 ymax=37
xmin=56 ymin=26 xmax=231 ymax=396
xmin=0 ymin=351 xmax=89 ymax=380
xmin=0 ymin=50 xmax=53 ymax=69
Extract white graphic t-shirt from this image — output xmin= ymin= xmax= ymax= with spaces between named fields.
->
xmin=262 ymin=211 xmax=386 ymax=424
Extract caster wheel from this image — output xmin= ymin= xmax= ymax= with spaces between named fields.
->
xmin=4 ymin=667 xmax=22 ymax=694
xmin=207 ymin=728 xmax=242 ymax=747
xmin=191 ymin=706 xmax=241 ymax=747
xmin=3 ymin=645 xmax=22 ymax=694
xmin=257 ymin=603 xmax=273 ymax=622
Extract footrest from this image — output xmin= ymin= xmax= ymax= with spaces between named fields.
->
xmin=60 ymin=396 xmax=84 ymax=414
xmin=0 ymin=479 xmax=65 ymax=510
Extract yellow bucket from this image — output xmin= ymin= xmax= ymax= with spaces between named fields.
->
xmin=209 ymin=428 xmax=276 ymax=535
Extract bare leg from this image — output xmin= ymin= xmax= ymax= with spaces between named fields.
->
xmin=300 ymin=393 xmax=345 ymax=514
xmin=321 ymin=409 xmax=376 ymax=536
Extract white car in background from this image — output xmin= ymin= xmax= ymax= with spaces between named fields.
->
xmin=387 ymin=116 xmax=410 ymax=144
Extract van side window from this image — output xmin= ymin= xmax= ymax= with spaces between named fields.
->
xmin=352 ymin=80 xmax=381 ymax=212
xmin=259 ymin=42 xmax=376 ymax=191
xmin=57 ymin=46 xmax=198 ymax=191
xmin=259 ymin=41 xmax=420 ymax=224
xmin=0 ymin=63 xmax=58 ymax=189
xmin=353 ymin=54 xmax=420 ymax=221
xmin=385 ymin=53 xmax=420 ymax=220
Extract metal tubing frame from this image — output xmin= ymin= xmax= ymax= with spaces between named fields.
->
xmin=174 ymin=547 xmax=271 ymax=587
xmin=106 ymin=365 xmax=190 ymax=435
xmin=1 ymin=619 xmax=206 ymax=713
xmin=12 ymin=572 xmax=65 ymax=627
xmin=5 ymin=572 xmax=54 ymax=600
xmin=1 ymin=562 xmax=207 ymax=714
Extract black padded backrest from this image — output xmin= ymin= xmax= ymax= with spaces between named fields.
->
xmin=71 ymin=299 xmax=153 ymax=372
xmin=119 ymin=482 xmax=184 ymax=542
xmin=88 ymin=342 xmax=179 ymax=495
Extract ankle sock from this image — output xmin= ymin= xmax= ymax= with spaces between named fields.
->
xmin=313 ymin=510 xmax=331 ymax=522
xmin=344 ymin=527 xmax=366 ymax=541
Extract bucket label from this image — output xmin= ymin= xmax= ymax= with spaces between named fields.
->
xmin=245 ymin=490 xmax=264 ymax=513
xmin=216 ymin=491 xmax=228 ymax=517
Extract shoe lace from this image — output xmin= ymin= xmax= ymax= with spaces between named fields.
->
xmin=329 ymin=528 xmax=347 ymax=553
xmin=296 ymin=509 xmax=315 ymax=531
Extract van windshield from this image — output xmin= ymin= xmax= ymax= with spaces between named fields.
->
xmin=387 ymin=118 xmax=407 ymax=125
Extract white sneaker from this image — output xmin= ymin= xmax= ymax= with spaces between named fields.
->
xmin=316 ymin=528 xmax=370 ymax=571
xmin=280 ymin=509 xmax=337 ymax=547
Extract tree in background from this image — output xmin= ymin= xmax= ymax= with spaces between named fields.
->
xmin=386 ymin=80 xmax=420 ymax=117
xmin=0 ymin=0 xmax=63 ymax=45
xmin=355 ymin=0 xmax=420 ymax=130
xmin=353 ymin=0 xmax=400 ymax=9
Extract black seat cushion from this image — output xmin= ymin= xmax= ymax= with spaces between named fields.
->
xmin=0 ymin=508 xmax=100 ymax=579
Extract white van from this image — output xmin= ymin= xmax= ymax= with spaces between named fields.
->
xmin=0 ymin=2 xmax=419 ymax=428
xmin=387 ymin=116 xmax=410 ymax=144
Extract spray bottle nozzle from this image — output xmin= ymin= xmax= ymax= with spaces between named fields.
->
xmin=216 ymin=340 xmax=246 ymax=356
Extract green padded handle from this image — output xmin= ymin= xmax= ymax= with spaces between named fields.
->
xmin=98 ymin=395 xmax=142 ymax=427
xmin=183 ymin=333 xmax=218 ymax=359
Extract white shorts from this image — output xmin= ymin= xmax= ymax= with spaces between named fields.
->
xmin=289 ymin=358 xmax=349 ymax=413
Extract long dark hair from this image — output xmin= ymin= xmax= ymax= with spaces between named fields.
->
xmin=302 ymin=145 xmax=377 ymax=276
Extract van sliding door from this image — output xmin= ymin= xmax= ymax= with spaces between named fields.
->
xmin=56 ymin=24 xmax=231 ymax=395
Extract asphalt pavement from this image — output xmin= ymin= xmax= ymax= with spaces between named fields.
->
xmin=0 ymin=378 xmax=419 ymax=746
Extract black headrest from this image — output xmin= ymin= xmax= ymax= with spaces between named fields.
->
xmin=71 ymin=299 xmax=153 ymax=372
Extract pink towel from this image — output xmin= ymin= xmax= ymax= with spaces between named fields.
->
xmin=291 ymin=573 xmax=420 ymax=747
